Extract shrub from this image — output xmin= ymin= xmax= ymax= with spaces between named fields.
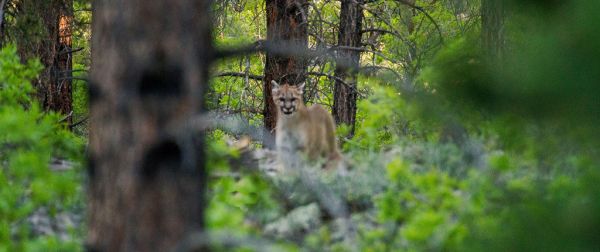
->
xmin=0 ymin=45 xmax=84 ymax=251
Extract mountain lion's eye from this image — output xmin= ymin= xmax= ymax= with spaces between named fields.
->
xmin=279 ymin=98 xmax=285 ymax=102
xmin=291 ymin=98 xmax=296 ymax=102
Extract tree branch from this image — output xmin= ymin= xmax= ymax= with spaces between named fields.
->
xmin=215 ymin=72 xmax=264 ymax=81
xmin=331 ymin=45 xmax=400 ymax=64
xmin=174 ymin=111 xmax=275 ymax=149
xmin=213 ymin=40 xmax=266 ymax=59
xmin=394 ymin=0 xmax=444 ymax=45
xmin=360 ymin=6 xmax=412 ymax=46
xmin=58 ymin=111 xmax=73 ymax=123
xmin=360 ymin=65 xmax=402 ymax=80
xmin=307 ymin=71 xmax=348 ymax=84
xmin=360 ymin=28 xmax=395 ymax=35
xmin=58 ymin=76 xmax=89 ymax=82
xmin=69 ymin=116 xmax=89 ymax=129
xmin=307 ymin=71 xmax=365 ymax=99
xmin=214 ymin=40 xmax=363 ymax=69
xmin=59 ymin=47 xmax=84 ymax=55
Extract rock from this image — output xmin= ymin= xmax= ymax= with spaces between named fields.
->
xmin=27 ymin=208 xmax=54 ymax=237
xmin=264 ymin=203 xmax=321 ymax=239
xmin=49 ymin=158 xmax=75 ymax=171
xmin=23 ymin=207 xmax=83 ymax=241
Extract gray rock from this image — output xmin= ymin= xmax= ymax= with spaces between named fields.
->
xmin=264 ymin=203 xmax=321 ymax=239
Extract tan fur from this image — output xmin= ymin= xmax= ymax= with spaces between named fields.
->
xmin=271 ymin=81 xmax=341 ymax=169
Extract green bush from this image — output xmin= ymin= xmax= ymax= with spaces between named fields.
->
xmin=0 ymin=45 xmax=84 ymax=251
xmin=204 ymin=77 xmax=599 ymax=251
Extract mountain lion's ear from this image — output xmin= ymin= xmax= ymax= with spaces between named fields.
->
xmin=271 ymin=80 xmax=280 ymax=91
xmin=297 ymin=82 xmax=305 ymax=94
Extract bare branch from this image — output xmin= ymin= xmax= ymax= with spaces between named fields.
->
xmin=58 ymin=76 xmax=89 ymax=82
xmin=215 ymin=40 xmax=399 ymax=72
xmin=360 ymin=6 xmax=412 ymax=46
xmin=360 ymin=65 xmax=402 ymax=80
xmin=360 ymin=28 xmax=395 ymax=35
xmin=332 ymin=45 xmax=401 ymax=64
xmin=174 ymin=111 xmax=275 ymax=149
xmin=58 ymin=111 xmax=73 ymax=123
xmin=69 ymin=116 xmax=89 ymax=129
xmin=394 ymin=0 xmax=445 ymax=45
xmin=57 ymin=69 xmax=88 ymax=74
xmin=214 ymin=40 xmax=266 ymax=59
xmin=215 ymin=72 xmax=264 ymax=81
xmin=58 ymin=47 xmax=84 ymax=55
xmin=307 ymin=71 xmax=347 ymax=83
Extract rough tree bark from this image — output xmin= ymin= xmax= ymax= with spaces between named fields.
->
xmin=87 ymin=0 xmax=212 ymax=251
xmin=54 ymin=0 xmax=73 ymax=122
xmin=0 ymin=0 xmax=8 ymax=47
xmin=333 ymin=0 xmax=363 ymax=137
xmin=264 ymin=0 xmax=308 ymax=133
xmin=14 ymin=0 xmax=74 ymax=122
xmin=481 ymin=0 xmax=505 ymax=61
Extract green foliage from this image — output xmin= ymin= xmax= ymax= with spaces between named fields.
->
xmin=349 ymin=83 xmax=437 ymax=150
xmin=0 ymin=47 xmax=42 ymax=104
xmin=204 ymin=130 xmax=284 ymax=250
xmin=0 ymin=45 xmax=84 ymax=251
xmin=71 ymin=0 xmax=93 ymax=135
xmin=204 ymin=2 xmax=600 ymax=249
xmin=3 ymin=0 xmax=599 ymax=251
xmin=422 ymin=2 xmax=600 ymax=142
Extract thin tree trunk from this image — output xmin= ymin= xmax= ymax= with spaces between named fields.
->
xmin=401 ymin=0 xmax=417 ymax=90
xmin=0 ymin=0 xmax=8 ymax=47
xmin=481 ymin=0 xmax=505 ymax=61
xmin=87 ymin=0 xmax=212 ymax=251
xmin=333 ymin=0 xmax=363 ymax=137
xmin=264 ymin=0 xmax=308 ymax=134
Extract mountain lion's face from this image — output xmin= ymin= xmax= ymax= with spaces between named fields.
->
xmin=272 ymin=81 xmax=305 ymax=116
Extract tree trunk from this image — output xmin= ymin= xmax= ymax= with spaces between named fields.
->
xmin=0 ymin=0 xmax=8 ymax=47
xmin=54 ymin=0 xmax=73 ymax=123
xmin=481 ymin=0 xmax=505 ymax=61
xmin=87 ymin=0 xmax=212 ymax=251
xmin=333 ymin=0 xmax=363 ymax=137
xmin=401 ymin=1 xmax=418 ymax=90
xmin=264 ymin=0 xmax=308 ymax=133
xmin=12 ymin=0 xmax=74 ymax=123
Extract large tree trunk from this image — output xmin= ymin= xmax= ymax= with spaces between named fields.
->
xmin=54 ymin=0 xmax=73 ymax=123
xmin=481 ymin=0 xmax=505 ymax=61
xmin=333 ymin=0 xmax=363 ymax=137
xmin=263 ymin=0 xmax=308 ymax=133
xmin=87 ymin=0 xmax=212 ymax=251
xmin=14 ymin=0 xmax=74 ymax=122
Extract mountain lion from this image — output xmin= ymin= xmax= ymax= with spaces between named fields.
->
xmin=271 ymin=80 xmax=342 ymax=170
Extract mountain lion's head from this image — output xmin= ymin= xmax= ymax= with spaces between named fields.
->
xmin=271 ymin=80 xmax=305 ymax=116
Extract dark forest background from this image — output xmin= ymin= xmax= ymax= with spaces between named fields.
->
xmin=1 ymin=0 xmax=599 ymax=251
